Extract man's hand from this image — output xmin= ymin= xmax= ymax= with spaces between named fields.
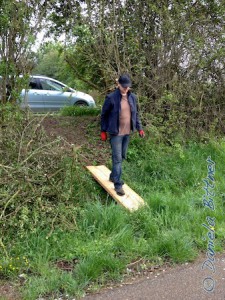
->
xmin=139 ymin=130 xmax=145 ymax=138
xmin=101 ymin=132 xmax=107 ymax=141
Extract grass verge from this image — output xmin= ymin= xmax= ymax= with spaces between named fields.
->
xmin=0 ymin=109 xmax=224 ymax=299
xmin=60 ymin=106 xmax=101 ymax=116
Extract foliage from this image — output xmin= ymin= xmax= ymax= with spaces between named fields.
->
xmin=32 ymin=43 xmax=65 ymax=79
xmin=1 ymin=0 xmax=224 ymax=136
xmin=60 ymin=1 xmax=225 ymax=94
xmin=1 ymin=113 xmax=225 ymax=299
xmin=32 ymin=42 xmax=82 ymax=89
xmin=54 ymin=0 xmax=225 ymax=135
xmin=0 ymin=256 xmax=29 ymax=279
xmin=0 ymin=0 xmax=53 ymax=104
xmin=0 ymin=1 xmax=225 ymax=298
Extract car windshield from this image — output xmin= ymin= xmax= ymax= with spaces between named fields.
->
xmin=40 ymin=78 xmax=64 ymax=91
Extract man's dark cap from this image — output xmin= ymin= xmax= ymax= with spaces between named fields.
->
xmin=118 ymin=74 xmax=132 ymax=88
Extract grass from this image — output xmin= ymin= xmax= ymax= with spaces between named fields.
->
xmin=60 ymin=105 xmax=101 ymax=116
xmin=0 ymin=110 xmax=225 ymax=299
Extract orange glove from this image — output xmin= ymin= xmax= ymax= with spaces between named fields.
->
xmin=139 ymin=130 xmax=145 ymax=138
xmin=101 ymin=132 xmax=107 ymax=141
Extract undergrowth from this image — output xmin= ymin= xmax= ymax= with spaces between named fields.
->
xmin=0 ymin=107 xmax=225 ymax=299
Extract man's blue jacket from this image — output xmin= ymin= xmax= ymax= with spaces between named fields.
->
xmin=101 ymin=88 xmax=143 ymax=135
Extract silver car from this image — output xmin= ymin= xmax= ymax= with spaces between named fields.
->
xmin=0 ymin=75 xmax=96 ymax=112
xmin=20 ymin=75 xmax=96 ymax=112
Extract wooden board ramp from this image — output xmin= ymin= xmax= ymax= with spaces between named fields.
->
xmin=86 ymin=165 xmax=145 ymax=212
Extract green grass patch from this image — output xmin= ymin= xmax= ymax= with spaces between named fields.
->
xmin=60 ymin=105 xmax=101 ymax=116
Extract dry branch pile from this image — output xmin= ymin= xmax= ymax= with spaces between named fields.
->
xmin=0 ymin=110 xmax=79 ymax=240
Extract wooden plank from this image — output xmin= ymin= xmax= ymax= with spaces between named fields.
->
xmin=86 ymin=165 xmax=145 ymax=212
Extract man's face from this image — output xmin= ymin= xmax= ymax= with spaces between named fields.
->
xmin=118 ymin=83 xmax=130 ymax=95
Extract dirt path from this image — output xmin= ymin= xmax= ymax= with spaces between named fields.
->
xmin=83 ymin=253 xmax=225 ymax=300
xmin=41 ymin=115 xmax=111 ymax=165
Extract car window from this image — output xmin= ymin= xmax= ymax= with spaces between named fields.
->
xmin=40 ymin=78 xmax=64 ymax=91
xmin=29 ymin=78 xmax=39 ymax=89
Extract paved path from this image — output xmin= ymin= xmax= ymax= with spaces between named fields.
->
xmin=83 ymin=253 xmax=225 ymax=300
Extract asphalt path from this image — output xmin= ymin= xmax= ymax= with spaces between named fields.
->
xmin=83 ymin=253 xmax=225 ymax=300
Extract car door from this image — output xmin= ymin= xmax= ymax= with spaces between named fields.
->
xmin=39 ymin=78 xmax=72 ymax=111
xmin=20 ymin=78 xmax=45 ymax=112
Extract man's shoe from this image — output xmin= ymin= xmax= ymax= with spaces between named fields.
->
xmin=115 ymin=187 xmax=125 ymax=196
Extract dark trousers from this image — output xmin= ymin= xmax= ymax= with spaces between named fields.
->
xmin=110 ymin=134 xmax=130 ymax=189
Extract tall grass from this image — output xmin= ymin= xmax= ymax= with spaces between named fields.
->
xmin=1 ymin=113 xmax=225 ymax=299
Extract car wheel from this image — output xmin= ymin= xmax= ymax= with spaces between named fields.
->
xmin=75 ymin=101 xmax=88 ymax=106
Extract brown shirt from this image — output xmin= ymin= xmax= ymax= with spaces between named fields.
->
xmin=118 ymin=94 xmax=131 ymax=135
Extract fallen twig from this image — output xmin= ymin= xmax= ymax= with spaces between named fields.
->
xmin=0 ymin=189 xmax=21 ymax=220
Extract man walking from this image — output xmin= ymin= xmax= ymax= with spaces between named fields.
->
xmin=100 ymin=74 xmax=144 ymax=196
